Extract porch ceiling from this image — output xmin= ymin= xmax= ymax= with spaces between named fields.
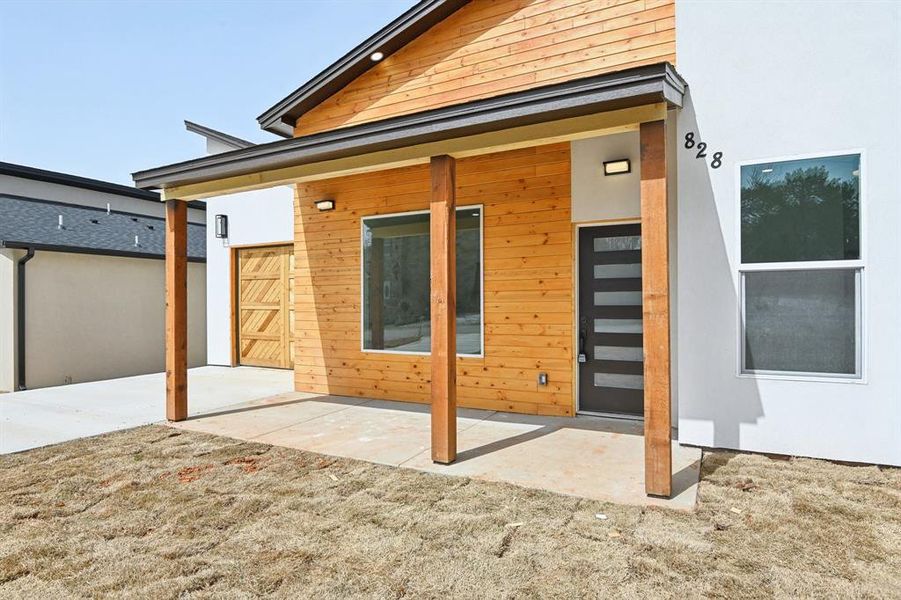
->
xmin=132 ymin=63 xmax=686 ymax=201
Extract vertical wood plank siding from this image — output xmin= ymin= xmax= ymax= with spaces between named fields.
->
xmin=294 ymin=0 xmax=676 ymax=136
xmin=293 ymin=142 xmax=573 ymax=416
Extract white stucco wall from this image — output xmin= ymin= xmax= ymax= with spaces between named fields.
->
xmin=0 ymin=174 xmax=206 ymax=224
xmin=675 ymin=1 xmax=901 ymax=465
xmin=571 ymin=132 xmax=641 ymax=222
xmin=205 ymin=187 xmax=295 ymax=366
xmin=18 ymin=251 xmax=206 ymax=389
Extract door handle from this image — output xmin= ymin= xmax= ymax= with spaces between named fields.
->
xmin=578 ymin=317 xmax=588 ymax=364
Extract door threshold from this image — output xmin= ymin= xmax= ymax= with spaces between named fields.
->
xmin=577 ymin=409 xmax=644 ymax=422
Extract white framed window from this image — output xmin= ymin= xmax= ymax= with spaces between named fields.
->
xmin=360 ymin=206 xmax=483 ymax=357
xmin=737 ymin=151 xmax=864 ymax=380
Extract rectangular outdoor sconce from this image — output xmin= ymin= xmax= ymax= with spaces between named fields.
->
xmin=315 ymin=199 xmax=335 ymax=212
xmin=214 ymin=214 xmax=228 ymax=238
xmin=603 ymin=159 xmax=631 ymax=176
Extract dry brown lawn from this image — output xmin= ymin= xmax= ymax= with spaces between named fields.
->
xmin=1 ymin=425 xmax=899 ymax=599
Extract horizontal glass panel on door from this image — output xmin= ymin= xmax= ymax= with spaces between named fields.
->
xmin=361 ymin=208 xmax=482 ymax=355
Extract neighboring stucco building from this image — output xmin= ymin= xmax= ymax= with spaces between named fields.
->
xmin=133 ymin=0 xmax=901 ymax=497
xmin=0 ymin=163 xmax=207 ymax=391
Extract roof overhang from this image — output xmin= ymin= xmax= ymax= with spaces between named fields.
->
xmin=134 ymin=63 xmax=686 ymax=200
xmin=0 ymin=161 xmax=207 ymax=209
xmin=184 ymin=120 xmax=255 ymax=150
xmin=257 ymin=0 xmax=471 ymax=137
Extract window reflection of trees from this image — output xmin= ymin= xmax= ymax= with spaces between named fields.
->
xmin=741 ymin=163 xmax=859 ymax=263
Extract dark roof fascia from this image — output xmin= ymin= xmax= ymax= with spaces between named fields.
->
xmin=257 ymin=0 xmax=470 ymax=137
xmin=184 ymin=120 xmax=255 ymax=150
xmin=0 ymin=162 xmax=207 ymax=210
xmin=0 ymin=241 xmax=206 ymax=263
xmin=135 ymin=63 xmax=686 ymax=191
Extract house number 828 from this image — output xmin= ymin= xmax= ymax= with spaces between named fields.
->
xmin=684 ymin=132 xmax=722 ymax=169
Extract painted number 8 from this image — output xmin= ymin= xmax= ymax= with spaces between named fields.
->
xmin=684 ymin=132 xmax=695 ymax=149
xmin=711 ymin=152 xmax=723 ymax=169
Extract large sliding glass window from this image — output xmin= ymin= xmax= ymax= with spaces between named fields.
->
xmin=739 ymin=153 xmax=862 ymax=378
xmin=362 ymin=207 xmax=482 ymax=355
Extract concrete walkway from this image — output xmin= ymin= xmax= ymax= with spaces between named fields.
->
xmin=0 ymin=367 xmax=293 ymax=454
xmin=170 ymin=392 xmax=702 ymax=509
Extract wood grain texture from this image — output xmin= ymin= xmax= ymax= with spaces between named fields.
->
xmin=294 ymin=0 xmax=676 ymax=136
xmin=165 ymin=200 xmax=188 ymax=422
xmin=229 ymin=248 xmax=239 ymax=367
xmin=639 ymin=119 xmax=671 ymax=497
xmin=430 ymin=155 xmax=457 ymax=463
xmin=237 ymin=245 xmax=295 ymax=369
xmin=293 ymin=142 xmax=573 ymax=416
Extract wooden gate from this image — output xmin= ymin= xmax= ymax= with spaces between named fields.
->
xmin=236 ymin=245 xmax=294 ymax=368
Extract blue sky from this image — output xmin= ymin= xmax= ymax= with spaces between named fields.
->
xmin=0 ymin=0 xmax=414 ymax=185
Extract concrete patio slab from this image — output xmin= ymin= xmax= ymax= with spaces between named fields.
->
xmin=172 ymin=392 xmax=701 ymax=509
xmin=402 ymin=411 xmax=700 ymax=508
xmin=254 ymin=399 xmax=494 ymax=467
xmin=0 ymin=367 xmax=293 ymax=454
xmin=172 ymin=392 xmax=368 ymax=440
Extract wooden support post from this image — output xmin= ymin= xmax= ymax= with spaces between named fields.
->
xmin=639 ymin=120 xmax=672 ymax=497
xmin=430 ymin=155 xmax=456 ymax=464
xmin=165 ymin=199 xmax=188 ymax=422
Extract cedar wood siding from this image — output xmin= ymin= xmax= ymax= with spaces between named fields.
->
xmin=293 ymin=0 xmax=676 ymax=136
xmin=293 ymin=143 xmax=573 ymax=416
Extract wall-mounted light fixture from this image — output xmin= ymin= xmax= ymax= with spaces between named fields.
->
xmin=603 ymin=159 xmax=631 ymax=176
xmin=315 ymin=199 xmax=335 ymax=212
xmin=215 ymin=214 xmax=228 ymax=239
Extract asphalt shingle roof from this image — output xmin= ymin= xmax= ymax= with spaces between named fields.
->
xmin=0 ymin=195 xmax=205 ymax=260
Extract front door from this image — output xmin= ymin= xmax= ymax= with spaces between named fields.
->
xmin=237 ymin=245 xmax=295 ymax=369
xmin=577 ymin=224 xmax=644 ymax=417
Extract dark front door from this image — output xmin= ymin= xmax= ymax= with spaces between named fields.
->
xmin=578 ymin=224 xmax=644 ymax=417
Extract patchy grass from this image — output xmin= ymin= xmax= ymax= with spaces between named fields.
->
xmin=0 ymin=426 xmax=899 ymax=599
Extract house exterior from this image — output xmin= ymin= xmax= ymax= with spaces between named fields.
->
xmin=0 ymin=163 xmax=207 ymax=391
xmin=133 ymin=0 xmax=901 ymax=496
xmin=183 ymin=122 xmax=296 ymax=369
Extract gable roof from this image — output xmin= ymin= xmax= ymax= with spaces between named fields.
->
xmin=184 ymin=120 xmax=255 ymax=150
xmin=0 ymin=162 xmax=207 ymax=210
xmin=257 ymin=0 xmax=470 ymax=137
xmin=0 ymin=194 xmax=206 ymax=261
